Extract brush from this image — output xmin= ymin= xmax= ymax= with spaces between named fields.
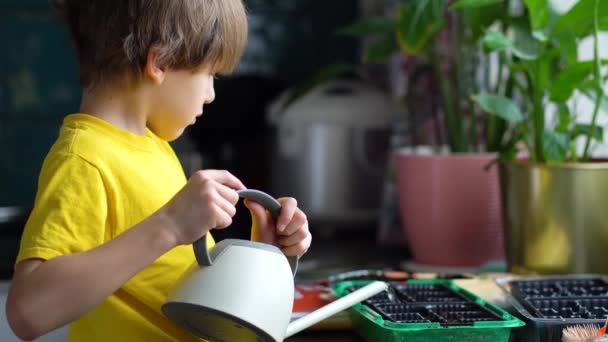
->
xmin=597 ymin=317 xmax=608 ymax=336
xmin=562 ymin=323 xmax=608 ymax=342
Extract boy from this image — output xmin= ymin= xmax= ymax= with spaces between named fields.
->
xmin=6 ymin=1 xmax=312 ymax=341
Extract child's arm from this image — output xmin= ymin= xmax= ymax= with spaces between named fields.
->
xmin=6 ymin=170 xmax=245 ymax=341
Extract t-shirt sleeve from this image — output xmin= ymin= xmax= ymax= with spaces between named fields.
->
xmin=16 ymin=152 xmax=108 ymax=264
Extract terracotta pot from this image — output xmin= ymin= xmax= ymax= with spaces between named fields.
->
xmin=394 ymin=150 xmax=505 ymax=267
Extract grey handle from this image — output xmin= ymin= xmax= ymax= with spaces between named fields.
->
xmin=193 ymin=189 xmax=299 ymax=274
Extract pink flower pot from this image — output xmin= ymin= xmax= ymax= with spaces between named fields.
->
xmin=394 ymin=150 xmax=505 ymax=267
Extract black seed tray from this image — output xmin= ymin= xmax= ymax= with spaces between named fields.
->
xmin=505 ymin=277 xmax=608 ymax=342
xmin=372 ymin=302 xmax=503 ymax=326
xmin=528 ymin=298 xmax=608 ymax=319
xmin=510 ymin=278 xmax=608 ymax=319
xmin=348 ymin=282 xmax=503 ymax=327
xmin=350 ymin=283 xmax=469 ymax=306
xmin=511 ymin=278 xmax=608 ymax=301
xmin=393 ymin=283 xmax=470 ymax=303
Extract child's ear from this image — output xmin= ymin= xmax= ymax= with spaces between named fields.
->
xmin=144 ymin=47 xmax=166 ymax=85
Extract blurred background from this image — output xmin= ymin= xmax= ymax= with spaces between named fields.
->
xmin=2 ymin=0 xmax=608 ymax=341
xmin=0 ymin=0 xmax=409 ymax=280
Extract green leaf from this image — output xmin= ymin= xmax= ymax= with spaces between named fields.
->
xmin=463 ymin=3 xmax=503 ymax=41
xmin=482 ymin=31 xmax=538 ymax=60
xmin=532 ymin=30 xmax=548 ymax=42
xmin=339 ymin=17 xmax=396 ymax=37
xmin=449 ymin=0 xmax=502 ymax=10
xmin=601 ymin=16 xmax=608 ymax=31
xmin=472 ymin=93 xmax=524 ymax=123
xmin=573 ymin=124 xmax=604 ymax=142
xmin=511 ymin=17 xmax=542 ymax=59
xmin=543 ymin=130 xmax=569 ymax=162
xmin=549 ymin=61 xmax=595 ymax=102
xmin=523 ymin=0 xmax=550 ymax=32
xmin=396 ymin=0 xmax=448 ymax=55
xmin=363 ymin=33 xmax=399 ymax=62
xmin=554 ymin=0 xmax=608 ymax=38
xmin=553 ymin=30 xmax=578 ymax=64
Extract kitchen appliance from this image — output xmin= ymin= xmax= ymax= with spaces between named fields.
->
xmin=162 ymin=189 xmax=388 ymax=341
xmin=267 ymin=80 xmax=394 ymax=228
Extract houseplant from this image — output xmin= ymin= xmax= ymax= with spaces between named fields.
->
xmin=471 ymin=0 xmax=608 ymax=273
xmin=341 ymin=0 xmax=512 ymax=267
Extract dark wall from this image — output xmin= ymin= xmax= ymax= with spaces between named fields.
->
xmin=0 ymin=3 xmax=81 ymax=207
xmin=0 ymin=0 xmax=359 ymax=210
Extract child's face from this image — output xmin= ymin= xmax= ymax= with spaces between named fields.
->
xmin=147 ymin=69 xmax=215 ymax=141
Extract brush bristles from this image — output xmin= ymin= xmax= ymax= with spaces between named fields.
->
xmin=563 ymin=325 xmax=601 ymax=341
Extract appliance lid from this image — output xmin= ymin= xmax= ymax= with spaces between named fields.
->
xmin=268 ymin=79 xmax=395 ymax=128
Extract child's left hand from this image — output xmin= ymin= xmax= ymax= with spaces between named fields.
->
xmin=245 ymin=197 xmax=311 ymax=257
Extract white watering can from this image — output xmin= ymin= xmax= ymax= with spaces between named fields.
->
xmin=162 ymin=189 xmax=387 ymax=341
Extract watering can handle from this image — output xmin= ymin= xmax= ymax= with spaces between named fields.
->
xmin=193 ymin=189 xmax=299 ymax=275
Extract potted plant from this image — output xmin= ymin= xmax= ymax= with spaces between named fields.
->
xmin=471 ymin=0 xmax=608 ymax=273
xmin=340 ymin=0 xmax=513 ymax=268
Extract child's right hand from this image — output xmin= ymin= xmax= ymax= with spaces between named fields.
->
xmin=160 ymin=170 xmax=246 ymax=246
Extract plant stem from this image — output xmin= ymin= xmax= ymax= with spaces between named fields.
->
xmin=484 ymin=53 xmax=503 ymax=152
xmin=469 ymin=97 xmax=478 ymax=150
xmin=582 ymin=0 xmax=603 ymax=161
xmin=570 ymin=142 xmax=579 ymax=162
xmin=430 ymin=44 xmax=462 ymax=152
xmin=532 ymin=87 xmax=545 ymax=163
xmin=522 ymin=61 xmax=544 ymax=162
xmin=457 ymin=9 xmax=470 ymax=151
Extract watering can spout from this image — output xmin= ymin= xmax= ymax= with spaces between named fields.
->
xmin=284 ymin=281 xmax=388 ymax=338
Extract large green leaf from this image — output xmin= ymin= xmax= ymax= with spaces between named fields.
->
xmin=463 ymin=2 xmax=503 ymax=41
xmin=449 ymin=0 xmax=502 ymax=9
xmin=364 ymin=33 xmax=399 ymax=62
xmin=573 ymin=123 xmax=604 ymax=142
xmin=473 ymin=93 xmax=524 ymax=123
xmin=482 ymin=31 xmax=538 ymax=60
xmin=511 ymin=17 xmax=542 ymax=59
xmin=523 ymin=0 xmax=550 ymax=33
xmin=543 ymin=130 xmax=570 ymax=162
xmin=396 ymin=0 xmax=448 ymax=54
xmin=549 ymin=61 xmax=595 ymax=102
xmin=553 ymin=30 xmax=578 ymax=64
xmin=550 ymin=59 xmax=608 ymax=103
xmin=554 ymin=0 xmax=608 ymax=38
xmin=339 ymin=17 xmax=396 ymax=37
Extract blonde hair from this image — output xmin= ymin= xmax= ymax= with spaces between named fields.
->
xmin=52 ymin=0 xmax=248 ymax=88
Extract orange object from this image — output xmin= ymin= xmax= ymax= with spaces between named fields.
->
xmin=597 ymin=317 xmax=608 ymax=336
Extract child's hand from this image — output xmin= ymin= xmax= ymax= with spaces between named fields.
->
xmin=161 ymin=170 xmax=246 ymax=246
xmin=245 ymin=197 xmax=312 ymax=257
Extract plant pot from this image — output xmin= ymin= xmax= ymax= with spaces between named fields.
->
xmin=500 ymin=161 xmax=608 ymax=274
xmin=394 ymin=150 xmax=505 ymax=267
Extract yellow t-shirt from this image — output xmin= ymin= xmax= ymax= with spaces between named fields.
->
xmin=17 ymin=113 xmax=213 ymax=341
